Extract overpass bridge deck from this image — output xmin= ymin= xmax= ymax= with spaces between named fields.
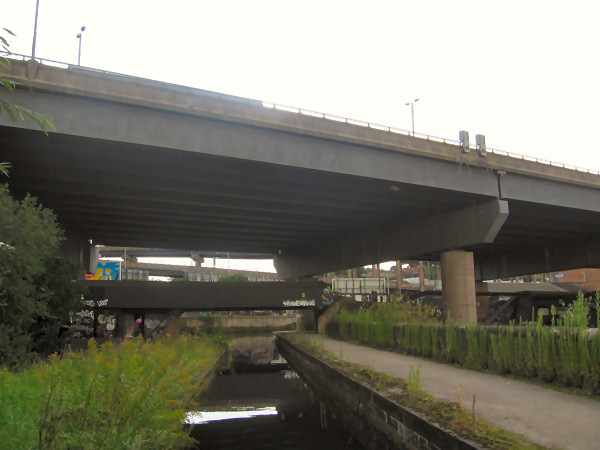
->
xmin=2 ymin=58 xmax=600 ymax=285
xmin=85 ymin=280 xmax=326 ymax=311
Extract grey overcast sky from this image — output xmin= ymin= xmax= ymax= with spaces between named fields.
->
xmin=4 ymin=1 xmax=599 ymax=272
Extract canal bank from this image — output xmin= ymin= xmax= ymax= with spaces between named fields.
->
xmin=286 ymin=334 xmax=600 ymax=450
xmin=187 ymin=334 xmax=363 ymax=449
xmin=277 ymin=334 xmax=483 ymax=450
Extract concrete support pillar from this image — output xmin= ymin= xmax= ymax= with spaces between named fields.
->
xmin=61 ymin=235 xmax=98 ymax=273
xmin=418 ymin=261 xmax=425 ymax=291
xmin=441 ymin=250 xmax=477 ymax=324
xmin=119 ymin=311 xmax=136 ymax=339
xmin=296 ymin=310 xmax=315 ymax=332
xmin=395 ymin=261 xmax=403 ymax=297
xmin=164 ymin=310 xmax=182 ymax=335
xmin=371 ymin=263 xmax=380 ymax=278
xmin=346 ymin=269 xmax=353 ymax=278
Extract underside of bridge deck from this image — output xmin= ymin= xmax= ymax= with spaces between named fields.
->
xmin=1 ymin=60 xmax=599 ymax=289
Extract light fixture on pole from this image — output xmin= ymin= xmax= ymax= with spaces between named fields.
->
xmin=76 ymin=26 xmax=86 ymax=65
xmin=31 ymin=0 xmax=40 ymax=59
xmin=405 ymin=98 xmax=419 ymax=136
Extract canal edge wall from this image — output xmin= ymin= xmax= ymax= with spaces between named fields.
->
xmin=276 ymin=335 xmax=482 ymax=450
xmin=194 ymin=347 xmax=231 ymax=388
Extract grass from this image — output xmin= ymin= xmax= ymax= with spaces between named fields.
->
xmin=288 ymin=336 xmax=546 ymax=450
xmin=0 ymin=334 xmax=228 ymax=449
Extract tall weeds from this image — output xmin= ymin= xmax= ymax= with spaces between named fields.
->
xmin=0 ymin=334 xmax=227 ymax=449
xmin=334 ymin=292 xmax=600 ymax=393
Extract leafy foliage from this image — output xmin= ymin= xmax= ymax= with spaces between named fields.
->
xmin=1 ymin=29 xmax=55 ymax=177
xmin=0 ymin=185 xmax=83 ymax=368
xmin=217 ymin=273 xmax=249 ymax=282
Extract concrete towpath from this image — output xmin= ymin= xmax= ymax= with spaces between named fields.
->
xmin=299 ymin=334 xmax=600 ymax=450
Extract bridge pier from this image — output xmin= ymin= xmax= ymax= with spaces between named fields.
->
xmin=441 ymin=250 xmax=477 ymax=324
xmin=396 ymin=261 xmax=403 ymax=296
xmin=61 ymin=235 xmax=98 ymax=274
xmin=118 ymin=311 xmax=136 ymax=338
xmin=371 ymin=263 xmax=380 ymax=278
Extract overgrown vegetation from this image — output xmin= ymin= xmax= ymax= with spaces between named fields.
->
xmin=288 ymin=335 xmax=545 ymax=450
xmin=335 ymin=293 xmax=600 ymax=393
xmin=217 ymin=273 xmax=249 ymax=282
xmin=338 ymin=299 xmax=440 ymax=347
xmin=0 ymin=334 xmax=228 ymax=449
xmin=0 ymin=185 xmax=84 ymax=369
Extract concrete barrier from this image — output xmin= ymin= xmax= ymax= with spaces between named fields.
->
xmin=276 ymin=335 xmax=482 ymax=450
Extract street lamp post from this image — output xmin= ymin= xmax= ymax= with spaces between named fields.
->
xmin=405 ymin=98 xmax=419 ymax=136
xmin=31 ymin=0 xmax=40 ymax=59
xmin=76 ymin=26 xmax=86 ymax=65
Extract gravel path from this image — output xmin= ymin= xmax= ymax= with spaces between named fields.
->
xmin=300 ymin=334 xmax=600 ymax=450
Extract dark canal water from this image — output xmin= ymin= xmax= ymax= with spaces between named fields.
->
xmin=186 ymin=334 xmax=364 ymax=449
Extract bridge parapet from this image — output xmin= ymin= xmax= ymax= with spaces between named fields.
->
xmin=4 ymin=58 xmax=599 ymax=189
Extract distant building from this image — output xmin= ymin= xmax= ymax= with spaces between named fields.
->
xmin=551 ymin=268 xmax=600 ymax=292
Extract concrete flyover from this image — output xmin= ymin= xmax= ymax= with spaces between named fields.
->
xmin=80 ymin=279 xmax=327 ymax=338
xmin=2 ymin=59 xmax=600 ymax=321
xmin=85 ymin=280 xmax=326 ymax=311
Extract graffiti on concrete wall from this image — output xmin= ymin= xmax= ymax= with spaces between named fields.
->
xmin=70 ymin=309 xmax=95 ymax=338
xmin=70 ymin=298 xmax=116 ymax=339
xmin=97 ymin=313 xmax=117 ymax=338
xmin=143 ymin=316 xmax=173 ymax=337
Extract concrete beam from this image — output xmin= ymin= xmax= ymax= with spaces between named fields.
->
xmin=0 ymin=85 xmax=500 ymax=198
xmin=84 ymin=280 xmax=327 ymax=310
xmin=5 ymin=59 xmax=599 ymax=191
xmin=475 ymin=237 xmax=600 ymax=281
xmin=274 ymin=199 xmax=509 ymax=279
xmin=500 ymin=173 xmax=600 ymax=213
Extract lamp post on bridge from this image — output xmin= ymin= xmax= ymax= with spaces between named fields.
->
xmin=31 ymin=0 xmax=41 ymax=59
xmin=405 ymin=98 xmax=419 ymax=136
xmin=76 ymin=26 xmax=86 ymax=65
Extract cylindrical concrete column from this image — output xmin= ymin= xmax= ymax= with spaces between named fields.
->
xmin=395 ymin=261 xmax=403 ymax=297
xmin=441 ymin=250 xmax=477 ymax=324
xmin=418 ymin=261 xmax=425 ymax=291
xmin=164 ymin=310 xmax=182 ymax=335
xmin=371 ymin=263 xmax=380 ymax=278
xmin=119 ymin=311 xmax=136 ymax=339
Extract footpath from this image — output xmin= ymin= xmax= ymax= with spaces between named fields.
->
xmin=301 ymin=334 xmax=600 ymax=450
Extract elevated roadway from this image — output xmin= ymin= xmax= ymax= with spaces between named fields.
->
xmin=2 ymin=58 xmax=599 ymax=321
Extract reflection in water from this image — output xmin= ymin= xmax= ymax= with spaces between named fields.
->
xmin=185 ymin=407 xmax=278 ymax=424
xmin=188 ymin=334 xmax=363 ymax=449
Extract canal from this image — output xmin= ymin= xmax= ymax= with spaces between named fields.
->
xmin=186 ymin=334 xmax=364 ymax=449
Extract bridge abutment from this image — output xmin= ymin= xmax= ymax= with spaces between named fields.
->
xmin=441 ymin=250 xmax=477 ymax=324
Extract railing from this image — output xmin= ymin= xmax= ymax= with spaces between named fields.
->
xmin=3 ymin=52 xmax=599 ymax=176
xmin=262 ymin=101 xmax=600 ymax=175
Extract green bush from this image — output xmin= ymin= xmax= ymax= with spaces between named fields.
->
xmin=0 ymin=334 xmax=226 ymax=449
xmin=0 ymin=185 xmax=84 ymax=369
xmin=217 ymin=274 xmax=249 ymax=282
